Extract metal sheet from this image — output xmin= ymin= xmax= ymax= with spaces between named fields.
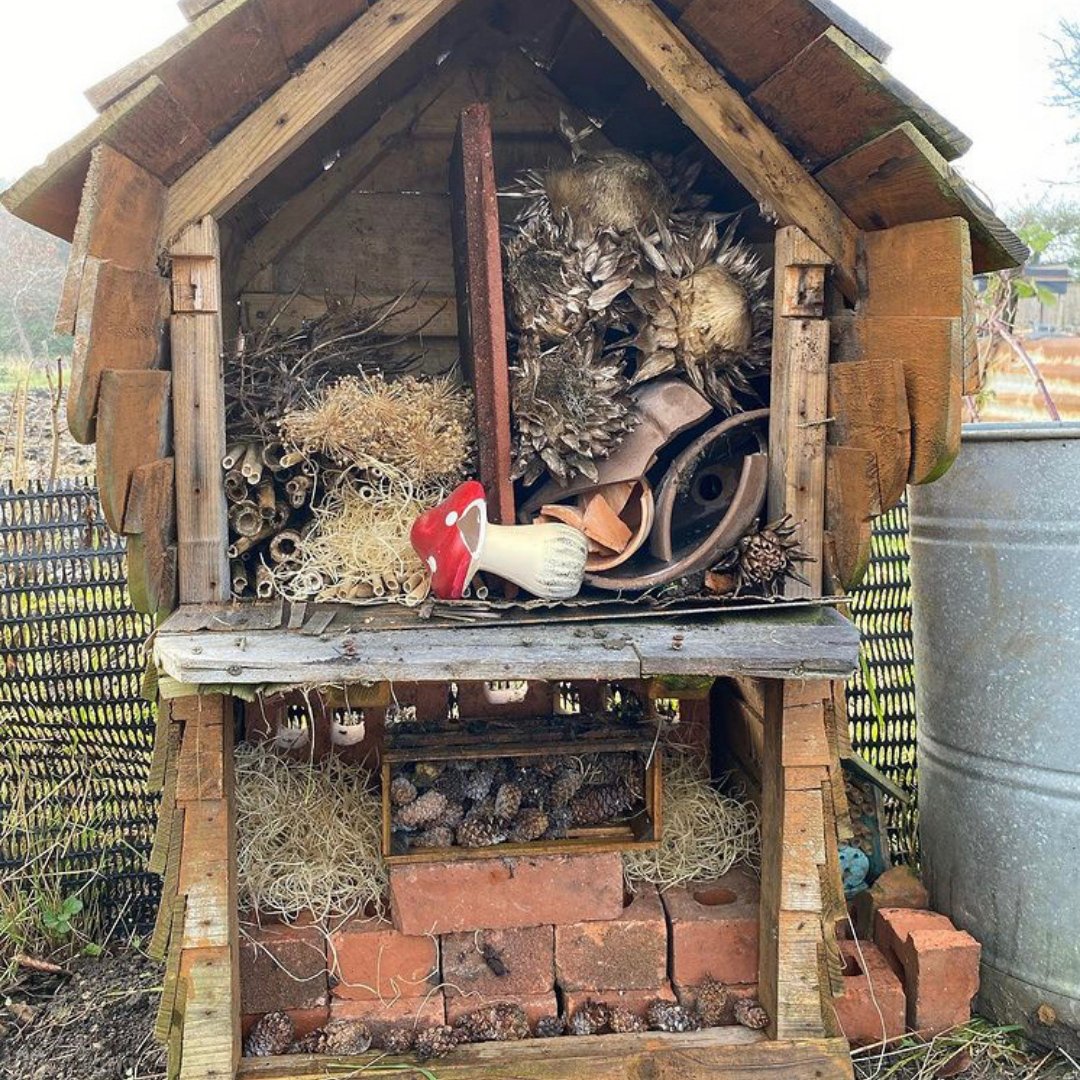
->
xmin=910 ymin=422 xmax=1080 ymax=1051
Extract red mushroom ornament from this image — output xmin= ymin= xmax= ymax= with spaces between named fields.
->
xmin=410 ymin=480 xmax=588 ymax=600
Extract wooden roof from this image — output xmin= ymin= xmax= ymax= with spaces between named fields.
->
xmin=3 ymin=0 xmax=1025 ymax=273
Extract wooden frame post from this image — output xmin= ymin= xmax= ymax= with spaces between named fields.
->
xmin=170 ymin=216 xmax=230 ymax=604
xmin=767 ymin=227 xmax=832 ymax=598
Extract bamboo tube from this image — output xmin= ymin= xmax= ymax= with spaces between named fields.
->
xmin=254 ymin=562 xmax=275 ymax=599
xmin=347 ymin=582 xmax=375 ymax=600
xmin=279 ymin=449 xmax=306 ymax=469
xmin=222 ymin=443 xmax=246 ymax=470
xmin=224 ymin=470 xmax=248 ymax=503
xmin=227 ymin=521 xmax=275 ymax=557
xmin=229 ymin=501 xmax=263 ymax=538
xmin=241 ymin=443 xmax=264 ymax=485
xmin=268 ymin=530 xmax=302 ymax=565
xmin=271 ymin=503 xmax=290 ymax=528
xmin=257 ymin=480 xmax=277 ymax=518
xmin=230 ymin=559 xmax=251 ymax=595
xmin=261 ymin=442 xmax=285 ymax=471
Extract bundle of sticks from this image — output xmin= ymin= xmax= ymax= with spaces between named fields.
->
xmin=223 ymin=439 xmax=317 ymax=599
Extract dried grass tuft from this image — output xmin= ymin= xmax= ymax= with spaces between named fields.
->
xmin=279 ymin=372 xmax=474 ymax=488
xmin=622 ymin=751 xmax=760 ymax=890
xmin=235 ymin=743 xmax=387 ymax=922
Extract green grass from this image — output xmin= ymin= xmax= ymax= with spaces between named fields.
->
xmin=0 ymin=354 xmax=53 ymax=394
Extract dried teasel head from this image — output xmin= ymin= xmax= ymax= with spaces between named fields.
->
xmin=510 ymin=330 xmax=640 ymax=487
xmin=627 ymin=218 xmax=772 ymax=411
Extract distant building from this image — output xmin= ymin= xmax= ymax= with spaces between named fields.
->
xmin=1014 ymin=264 xmax=1080 ymax=334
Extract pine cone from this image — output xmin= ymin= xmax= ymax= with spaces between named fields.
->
xmin=733 ymin=997 xmax=769 ymax=1031
xmin=413 ymin=1025 xmax=458 ymax=1061
xmin=374 ymin=1027 xmax=414 ymax=1054
xmin=437 ymin=800 xmax=466 ymax=829
xmin=544 ymin=806 xmax=572 ymax=839
xmin=434 ymin=765 xmax=469 ymax=802
xmin=453 ymin=1002 xmax=530 ymax=1044
xmin=511 ymin=807 xmax=550 ymax=842
xmin=569 ymin=784 xmax=631 ymax=826
xmin=647 ymin=1000 xmax=699 ymax=1033
xmin=413 ymin=761 xmax=445 ymax=787
xmin=394 ymin=789 xmax=448 ymax=830
xmin=414 ymin=825 xmax=453 ymax=849
xmin=317 ymin=1020 xmax=373 ymax=1055
xmin=608 ymin=1006 xmax=646 ymax=1034
xmin=464 ymin=765 xmax=497 ymax=802
xmin=494 ymin=782 xmax=523 ymax=821
xmin=550 ymin=768 xmax=584 ymax=807
xmin=534 ymin=1014 xmax=567 ymax=1039
xmin=568 ymin=1000 xmax=611 ymax=1036
xmin=244 ymin=1012 xmax=295 ymax=1057
xmin=390 ymin=776 xmax=417 ymax=807
xmin=456 ymin=815 xmax=508 ymax=848
xmin=695 ymin=978 xmax=733 ymax=1027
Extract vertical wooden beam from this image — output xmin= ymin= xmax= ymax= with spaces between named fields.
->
xmin=170 ymin=217 xmax=230 ymax=603
xmin=767 ymin=227 xmax=832 ymax=598
xmin=449 ymin=102 xmax=515 ymax=529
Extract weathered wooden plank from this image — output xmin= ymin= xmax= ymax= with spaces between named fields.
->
xmin=154 ymin=607 xmax=861 ymax=685
xmin=170 ymin=219 xmax=230 ymax=603
xmin=176 ymin=705 xmax=226 ymax=803
xmin=55 ymin=144 xmax=166 ymax=336
xmin=449 ymin=102 xmax=515 ymax=530
xmin=178 ymin=951 xmax=239 ymax=1080
xmin=124 ymin=457 xmax=178 ymax=617
xmin=1 ymin=77 xmax=208 ymax=241
xmin=752 ymin=28 xmax=970 ymax=168
xmin=162 ymin=0 xmax=467 ymax=241
xmin=179 ymin=0 xmax=223 ymax=17
xmin=237 ymin=1031 xmax=853 ymax=1080
xmin=679 ymin=0 xmax=888 ymax=91
xmin=828 ymin=359 xmax=911 ymax=511
xmin=823 ymin=444 xmax=879 ymax=592
xmin=68 ymin=258 xmax=167 ymax=445
xmin=258 ymin=0 xmax=371 ymax=62
xmin=87 ymin=0 xmax=288 ymax=139
xmin=816 ymin=122 xmax=1027 ymax=274
xmin=238 ymin=291 xmax=458 ymax=338
xmin=95 ymin=371 xmax=172 ymax=534
xmin=570 ymin=0 xmax=859 ymax=297
xmin=767 ymin=228 xmax=832 ymax=597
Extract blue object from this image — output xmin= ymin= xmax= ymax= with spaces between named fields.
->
xmin=839 ymin=844 xmax=871 ymax=897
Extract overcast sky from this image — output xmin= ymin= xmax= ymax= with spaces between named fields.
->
xmin=0 ymin=0 xmax=1075 ymax=214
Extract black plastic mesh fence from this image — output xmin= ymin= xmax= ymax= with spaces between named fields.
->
xmin=845 ymin=501 xmax=918 ymax=861
xmin=0 ymin=478 xmax=160 ymax=934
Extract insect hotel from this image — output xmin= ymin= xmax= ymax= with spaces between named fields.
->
xmin=3 ymin=0 xmax=1024 ymax=1076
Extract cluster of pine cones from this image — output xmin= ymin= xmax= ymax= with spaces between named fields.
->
xmin=390 ymin=752 xmax=645 ymax=851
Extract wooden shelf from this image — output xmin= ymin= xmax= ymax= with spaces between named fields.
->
xmin=153 ymin=604 xmax=860 ymax=686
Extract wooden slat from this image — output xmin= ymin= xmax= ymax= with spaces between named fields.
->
xmin=179 ymin=0 xmax=223 ymax=18
xmin=572 ymin=0 xmax=858 ymax=298
xmin=68 ymin=258 xmax=167 ymax=445
xmin=55 ymin=144 xmax=165 ymax=336
xmin=1 ymin=77 xmax=208 ymax=241
xmin=449 ymin=102 xmax=515 ymax=530
xmin=95 ymin=371 xmax=172 ymax=533
xmin=258 ymin=0 xmax=370 ymax=60
xmin=679 ymin=0 xmax=889 ymax=91
xmin=162 ymin=0 xmax=467 ymax=242
xmin=752 ymin=28 xmax=970 ymax=168
xmin=767 ymin=228 xmax=831 ymax=597
xmin=124 ymin=457 xmax=179 ymax=617
xmin=828 ymin=360 xmax=911 ymax=511
xmin=237 ymin=1030 xmax=852 ymax=1079
xmin=862 ymin=217 xmax=975 ymax=483
xmin=178 ymin=951 xmax=239 ymax=1080
xmin=817 ymin=122 xmax=1027 ymax=274
xmin=88 ymin=0 xmax=287 ymax=132
xmin=823 ymin=444 xmax=879 ymax=591
xmin=170 ymin=218 xmax=230 ymax=602
xmin=175 ymin=701 xmax=226 ymax=804
xmin=238 ymin=291 xmax=457 ymax=337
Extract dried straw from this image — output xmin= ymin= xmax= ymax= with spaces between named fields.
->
xmin=623 ymin=751 xmax=760 ymax=890
xmin=235 ymin=743 xmax=387 ymax=922
xmin=279 ymin=372 xmax=474 ymax=488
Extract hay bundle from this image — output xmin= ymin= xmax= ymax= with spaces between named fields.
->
xmin=235 ymin=743 xmax=387 ymax=921
xmin=622 ymin=752 xmax=760 ymax=889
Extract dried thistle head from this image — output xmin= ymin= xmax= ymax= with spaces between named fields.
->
xmin=708 ymin=516 xmax=813 ymax=598
xmin=279 ymin=372 xmax=474 ymax=488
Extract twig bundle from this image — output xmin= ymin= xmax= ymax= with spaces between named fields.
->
xmin=622 ymin=751 xmax=760 ymax=889
xmin=279 ymin=372 xmax=474 ymax=487
xmin=235 ymin=742 xmax=387 ymax=921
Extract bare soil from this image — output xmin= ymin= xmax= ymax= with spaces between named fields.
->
xmin=0 ymin=951 xmax=165 ymax=1080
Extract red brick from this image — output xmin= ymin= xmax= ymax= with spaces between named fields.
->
xmin=240 ymin=922 xmax=328 ymax=1014
xmin=875 ymin=908 xmax=981 ymax=1035
xmin=390 ymin=854 xmax=624 ymax=934
xmin=331 ymin=991 xmax=446 ymax=1034
xmin=555 ymin=885 xmax=667 ymax=990
xmin=442 ymin=926 xmax=554 ymax=999
xmin=241 ymin=1007 xmax=330 ymax=1041
xmin=564 ymin=982 xmax=676 ymax=1020
xmin=675 ymin=982 xmax=759 ymax=1024
xmin=662 ymin=869 xmax=759 ymax=987
xmin=830 ymin=940 xmax=906 ymax=1047
xmin=445 ymin=991 xmax=559 ymax=1030
xmin=851 ymin=866 xmax=929 ymax=939
xmin=329 ymin=916 xmax=439 ymax=1002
